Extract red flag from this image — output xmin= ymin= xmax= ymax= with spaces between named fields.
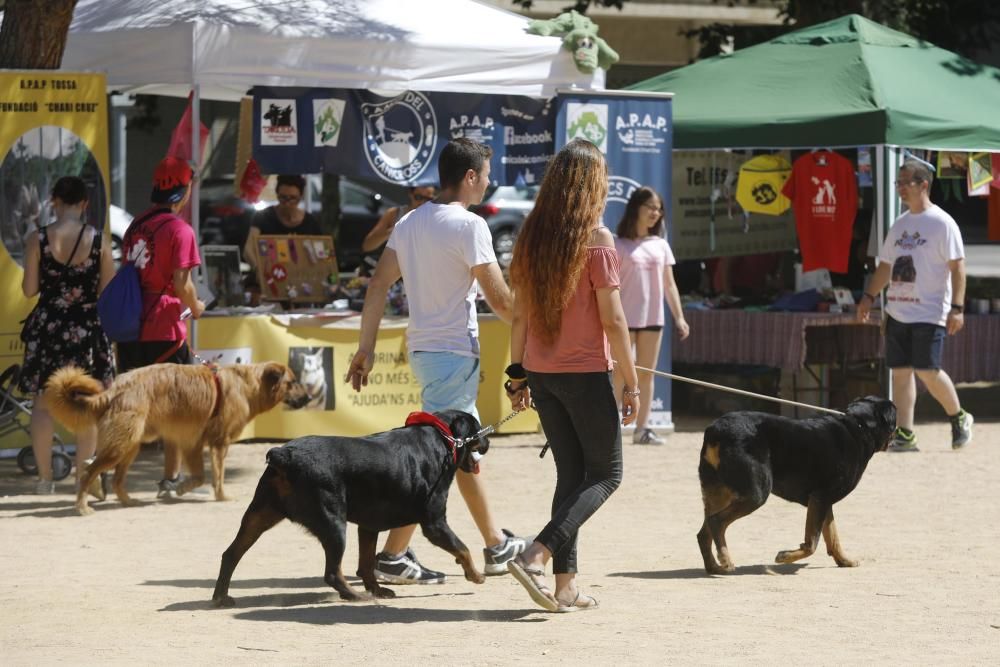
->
xmin=239 ymin=158 xmax=268 ymax=203
xmin=167 ymin=92 xmax=210 ymax=166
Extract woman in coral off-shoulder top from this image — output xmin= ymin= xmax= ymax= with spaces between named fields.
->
xmin=503 ymin=139 xmax=639 ymax=613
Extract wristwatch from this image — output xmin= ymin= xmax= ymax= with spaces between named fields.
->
xmin=950 ymin=303 xmax=964 ymax=313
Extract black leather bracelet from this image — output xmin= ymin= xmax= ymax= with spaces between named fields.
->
xmin=863 ymin=292 xmax=877 ymax=302
xmin=950 ymin=303 xmax=964 ymax=313
xmin=504 ymin=363 xmax=526 ymax=380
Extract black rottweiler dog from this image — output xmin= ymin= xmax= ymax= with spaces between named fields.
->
xmin=697 ymin=396 xmax=896 ymax=575
xmin=212 ymin=410 xmax=488 ymax=607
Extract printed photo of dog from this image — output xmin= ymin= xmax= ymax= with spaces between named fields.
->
xmin=45 ymin=362 xmax=309 ymax=515
xmin=697 ymin=396 xmax=896 ymax=574
xmin=288 ymin=347 xmax=334 ymax=410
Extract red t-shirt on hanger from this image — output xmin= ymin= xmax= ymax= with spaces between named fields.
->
xmin=781 ymin=151 xmax=858 ymax=273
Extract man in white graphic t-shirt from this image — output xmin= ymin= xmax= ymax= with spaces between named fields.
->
xmin=346 ymin=139 xmax=527 ymax=585
xmin=857 ymin=159 xmax=973 ymax=452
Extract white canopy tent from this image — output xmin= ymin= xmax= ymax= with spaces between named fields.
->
xmin=61 ymin=0 xmax=603 ymax=101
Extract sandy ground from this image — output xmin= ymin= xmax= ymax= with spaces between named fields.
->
xmin=1 ymin=416 xmax=998 ymax=665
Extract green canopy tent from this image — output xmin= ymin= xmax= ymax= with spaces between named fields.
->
xmin=630 ymin=13 xmax=1000 ymax=152
xmin=630 ymin=13 xmax=1000 ymax=245
xmin=629 ymin=14 xmax=1000 ymax=404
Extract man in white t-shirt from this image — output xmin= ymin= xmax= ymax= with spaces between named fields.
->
xmin=346 ymin=139 xmax=526 ymax=584
xmin=857 ymin=159 xmax=973 ymax=452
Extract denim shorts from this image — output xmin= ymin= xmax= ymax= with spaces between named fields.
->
xmin=408 ymin=351 xmax=480 ymax=421
xmin=884 ymin=316 xmax=946 ymax=370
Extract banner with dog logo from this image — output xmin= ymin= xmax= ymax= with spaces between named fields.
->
xmin=555 ymin=91 xmax=675 ymax=429
xmin=555 ymin=91 xmax=672 ymax=233
xmin=672 ymin=150 xmax=797 ymax=260
xmin=0 ymin=72 xmax=110 ymax=433
xmin=194 ymin=315 xmax=539 ymax=438
xmin=251 ymin=87 xmax=553 ymax=187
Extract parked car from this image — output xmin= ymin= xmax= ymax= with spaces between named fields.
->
xmin=470 ymin=185 xmax=539 ymax=270
xmin=335 ymin=177 xmax=406 ymax=272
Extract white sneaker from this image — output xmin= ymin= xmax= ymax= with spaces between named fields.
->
xmin=633 ymin=428 xmax=665 ymax=445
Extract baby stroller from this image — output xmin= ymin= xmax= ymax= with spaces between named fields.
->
xmin=0 ymin=364 xmax=74 ymax=481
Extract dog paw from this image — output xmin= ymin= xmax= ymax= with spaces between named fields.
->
xmin=372 ymin=586 xmax=396 ymax=599
xmin=212 ymin=596 xmax=235 ymax=608
xmin=775 ymin=549 xmax=805 ymax=564
xmin=76 ymin=504 xmax=95 ymax=516
xmin=339 ymin=590 xmax=372 ymax=602
xmin=465 ymin=571 xmax=486 ymax=585
xmin=834 ymin=557 xmax=859 ymax=568
xmin=706 ymin=563 xmax=734 ymax=575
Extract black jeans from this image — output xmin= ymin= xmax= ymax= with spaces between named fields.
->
xmin=527 ymin=370 xmax=623 ymax=574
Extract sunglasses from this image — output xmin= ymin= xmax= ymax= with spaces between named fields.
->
xmin=642 ymin=203 xmax=664 ymax=213
xmin=277 ymin=194 xmax=301 ymax=203
xmin=412 ymin=193 xmax=435 ymax=202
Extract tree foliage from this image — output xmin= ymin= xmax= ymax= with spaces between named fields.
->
xmin=512 ymin=0 xmax=625 ymax=14
xmin=687 ymin=1 xmax=1000 ymax=60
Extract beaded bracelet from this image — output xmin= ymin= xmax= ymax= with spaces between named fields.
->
xmin=622 ymin=387 xmax=641 ymax=397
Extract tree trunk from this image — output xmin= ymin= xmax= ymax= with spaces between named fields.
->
xmin=0 ymin=0 xmax=79 ymax=69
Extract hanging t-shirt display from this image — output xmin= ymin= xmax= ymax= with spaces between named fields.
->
xmin=735 ymin=154 xmax=792 ymax=215
xmin=781 ymin=151 xmax=858 ymax=273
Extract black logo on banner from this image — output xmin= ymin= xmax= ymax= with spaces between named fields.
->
xmin=361 ymin=91 xmax=437 ymax=184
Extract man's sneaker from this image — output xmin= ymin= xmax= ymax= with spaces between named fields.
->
xmin=888 ymin=427 xmax=919 ymax=453
xmin=374 ymin=548 xmax=446 ymax=585
xmin=633 ymin=428 xmax=665 ymax=445
xmin=156 ymin=476 xmax=182 ymax=499
xmin=34 ymin=478 xmax=55 ymax=495
xmin=483 ymin=529 xmax=528 ymax=575
xmin=950 ymin=410 xmax=974 ymax=449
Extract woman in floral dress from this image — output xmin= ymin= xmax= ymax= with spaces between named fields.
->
xmin=18 ymin=176 xmax=114 ymax=494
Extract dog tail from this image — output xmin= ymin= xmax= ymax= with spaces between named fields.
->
xmin=44 ymin=366 xmax=106 ymax=431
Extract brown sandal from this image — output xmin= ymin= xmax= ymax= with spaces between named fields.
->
xmin=556 ymin=591 xmax=599 ymax=613
xmin=508 ymin=557 xmax=559 ymax=612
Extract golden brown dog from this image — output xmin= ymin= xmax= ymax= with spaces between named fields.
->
xmin=45 ymin=362 xmax=309 ymax=515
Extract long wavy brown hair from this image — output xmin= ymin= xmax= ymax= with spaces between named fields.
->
xmin=510 ymin=139 xmax=608 ymax=344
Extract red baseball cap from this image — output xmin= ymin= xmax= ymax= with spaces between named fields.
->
xmin=151 ymin=156 xmax=193 ymax=203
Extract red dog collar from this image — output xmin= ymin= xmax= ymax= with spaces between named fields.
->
xmin=405 ymin=411 xmax=456 ymax=463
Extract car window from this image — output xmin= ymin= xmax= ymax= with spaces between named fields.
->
xmin=341 ymin=182 xmax=373 ymax=208
xmin=489 ymin=186 xmax=539 ymax=202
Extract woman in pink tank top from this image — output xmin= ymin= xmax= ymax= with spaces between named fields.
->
xmin=502 ymin=139 xmax=639 ymax=613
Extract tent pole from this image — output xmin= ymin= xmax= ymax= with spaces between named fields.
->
xmin=874 ymin=144 xmax=903 ymax=402
xmin=190 ymin=84 xmax=201 ymax=351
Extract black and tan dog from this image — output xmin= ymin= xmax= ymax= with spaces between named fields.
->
xmin=697 ymin=396 xmax=896 ymax=574
xmin=211 ymin=410 xmax=488 ymax=607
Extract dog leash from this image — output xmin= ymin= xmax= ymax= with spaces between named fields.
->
xmin=192 ymin=353 xmax=224 ymax=417
xmin=622 ymin=362 xmax=845 ymax=417
xmin=450 ymin=408 xmax=525 ymax=448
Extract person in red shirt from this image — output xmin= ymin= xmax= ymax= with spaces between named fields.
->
xmin=117 ymin=157 xmax=205 ymax=497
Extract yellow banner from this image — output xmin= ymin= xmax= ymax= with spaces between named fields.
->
xmin=0 ymin=71 xmax=110 ymax=376
xmin=195 ymin=314 xmax=539 ymax=440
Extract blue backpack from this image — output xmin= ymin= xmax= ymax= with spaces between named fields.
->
xmin=98 ymin=212 xmax=172 ymax=342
